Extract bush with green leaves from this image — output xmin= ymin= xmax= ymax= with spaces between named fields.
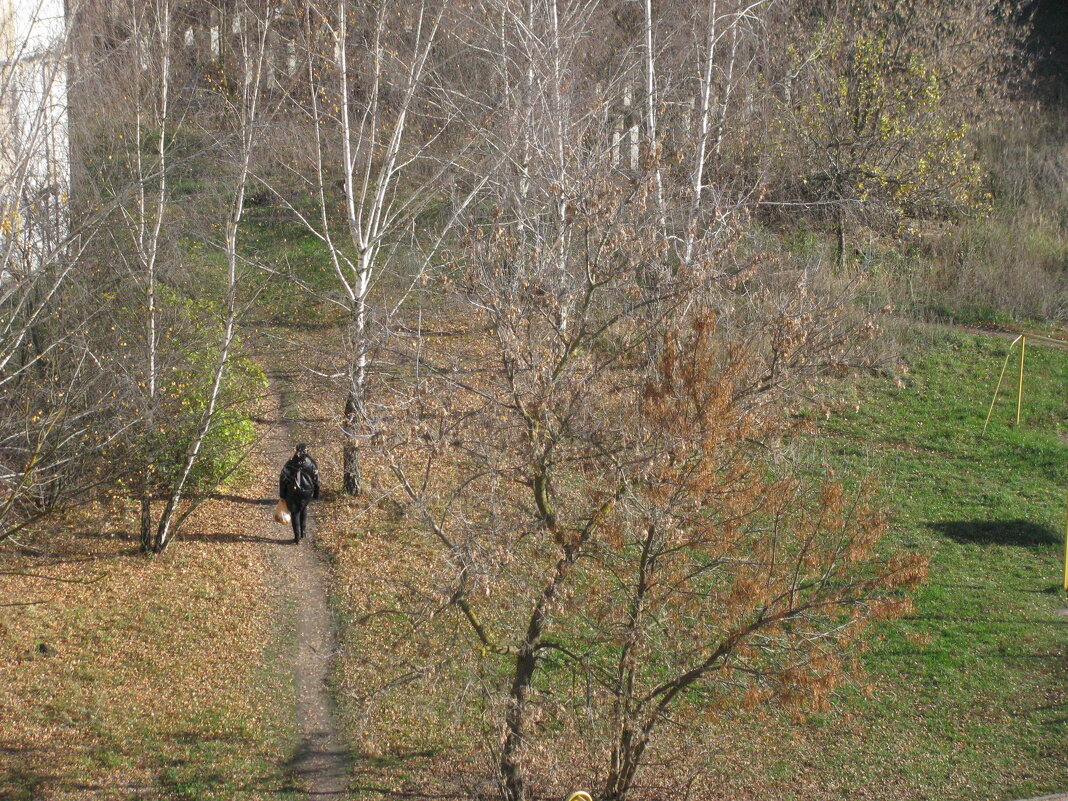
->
xmin=782 ymin=27 xmax=987 ymax=264
xmin=116 ymin=285 xmax=266 ymax=497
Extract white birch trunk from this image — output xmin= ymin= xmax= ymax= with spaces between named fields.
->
xmin=134 ymin=0 xmax=170 ymax=551
xmin=296 ymin=0 xmax=442 ymax=496
xmin=153 ymin=2 xmax=271 ymax=552
xmin=549 ymin=0 xmax=569 ymax=332
xmin=643 ymin=0 xmax=666 ymax=237
xmin=682 ymin=0 xmax=718 ymax=269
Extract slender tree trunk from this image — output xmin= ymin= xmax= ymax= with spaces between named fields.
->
xmin=549 ymin=0 xmax=570 ymax=333
xmin=140 ymin=221 xmax=156 ymax=550
xmin=342 ymin=387 xmax=361 ymax=495
xmin=520 ymin=0 xmax=533 ymax=201
xmin=683 ymin=0 xmax=718 ymax=268
xmin=606 ymin=525 xmax=656 ymax=801
xmin=604 ymin=731 xmax=649 ymax=801
xmin=147 ymin=0 xmax=269 ymax=552
xmin=711 ymin=14 xmax=740 ymax=160
xmin=137 ymin=0 xmax=171 ymax=552
xmin=324 ymin=2 xmax=440 ymax=496
xmin=499 ymin=644 xmax=538 ymax=801
xmin=836 ymin=204 xmax=846 ymax=269
xmin=497 ymin=533 xmax=582 ymax=801
xmin=643 ymin=0 xmax=665 ymax=236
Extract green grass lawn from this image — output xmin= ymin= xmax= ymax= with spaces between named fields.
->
xmin=246 ymin=199 xmax=1067 ymax=798
xmin=763 ymin=325 xmax=1068 ymax=800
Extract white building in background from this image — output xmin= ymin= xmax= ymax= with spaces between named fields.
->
xmin=0 ymin=0 xmax=69 ymax=271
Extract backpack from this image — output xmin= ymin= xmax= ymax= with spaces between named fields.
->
xmin=284 ymin=458 xmax=315 ymax=499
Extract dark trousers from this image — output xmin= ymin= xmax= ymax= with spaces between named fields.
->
xmin=285 ymin=493 xmax=309 ymax=541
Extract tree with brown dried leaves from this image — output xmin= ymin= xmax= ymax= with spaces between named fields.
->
xmin=382 ymin=129 xmax=919 ymax=798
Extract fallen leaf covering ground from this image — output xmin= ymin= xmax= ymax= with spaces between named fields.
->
xmin=3 ymin=320 xmax=1063 ymax=801
xmin=0 ymin=407 xmax=297 ymax=801
xmin=295 ymin=320 xmax=1067 ymax=801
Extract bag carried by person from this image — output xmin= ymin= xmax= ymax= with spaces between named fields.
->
xmin=274 ymin=498 xmax=291 ymax=525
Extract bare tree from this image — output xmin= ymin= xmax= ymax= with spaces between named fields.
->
xmin=272 ymin=0 xmax=466 ymax=496
xmin=0 ymin=0 xmax=128 ymax=543
xmin=677 ymin=0 xmax=771 ymax=268
xmin=122 ymin=0 xmax=171 ymax=550
xmin=385 ymin=189 xmax=917 ymax=801
xmin=387 ymin=166 xmax=666 ymax=801
xmin=82 ymin=0 xmax=273 ymax=552
xmin=356 ymin=5 xmax=917 ymax=795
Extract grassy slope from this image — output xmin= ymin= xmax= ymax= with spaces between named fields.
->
xmin=748 ymin=326 xmax=1068 ymax=801
xmin=0 ymin=409 xmax=298 ymax=801
xmin=240 ymin=193 xmax=1068 ymax=797
xmin=297 ymin=318 xmax=1066 ymax=800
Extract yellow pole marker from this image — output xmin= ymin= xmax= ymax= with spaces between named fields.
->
xmin=567 ymin=793 xmax=593 ymax=801
xmin=1016 ymin=335 xmax=1026 ymax=427
xmin=1011 ymin=331 xmax=1068 ymax=348
xmin=983 ymin=335 xmax=1023 ymax=435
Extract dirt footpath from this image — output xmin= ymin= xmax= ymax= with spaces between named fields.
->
xmin=265 ymin=378 xmax=350 ymax=797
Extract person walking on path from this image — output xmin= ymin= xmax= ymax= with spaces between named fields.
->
xmin=279 ymin=443 xmax=320 ymax=543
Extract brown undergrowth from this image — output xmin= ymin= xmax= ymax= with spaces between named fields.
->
xmin=0 ymin=403 xmax=294 ymax=801
xmin=293 ymin=323 xmax=486 ymax=797
xmin=293 ymin=305 xmax=920 ymax=801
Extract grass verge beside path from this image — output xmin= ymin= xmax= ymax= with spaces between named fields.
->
xmin=303 ymin=323 xmax=1066 ymax=801
xmin=0 ymin=412 xmax=297 ymax=801
xmin=760 ymin=325 xmax=1068 ymax=801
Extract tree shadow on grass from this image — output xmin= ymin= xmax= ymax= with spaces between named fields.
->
xmin=0 ymin=735 xmax=307 ymax=798
xmin=281 ymin=742 xmax=450 ymax=798
xmin=206 ymin=493 xmax=276 ymax=506
xmin=67 ymin=527 xmax=284 ymax=546
xmin=926 ymin=519 xmax=1061 ymax=547
xmin=0 ymin=746 xmax=54 ymax=801
xmin=21 ymin=533 xmax=141 ymax=557
xmin=0 ymin=744 xmax=156 ymax=799
xmin=282 ymin=732 xmax=354 ymax=792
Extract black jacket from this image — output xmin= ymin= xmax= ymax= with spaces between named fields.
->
xmin=280 ymin=454 xmax=320 ymax=500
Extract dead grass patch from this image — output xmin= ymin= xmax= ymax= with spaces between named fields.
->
xmin=0 ymin=411 xmax=295 ymax=801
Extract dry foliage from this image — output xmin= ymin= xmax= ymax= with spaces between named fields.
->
xmin=292 ymin=139 xmax=925 ymax=799
xmin=0 ymin=402 xmax=292 ymax=800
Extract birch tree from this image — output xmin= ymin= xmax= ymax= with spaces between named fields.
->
xmin=88 ymin=0 xmax=272 ymax=552
xmin=279 ymin=0 xmax=460 ymax=496
xmin=0 ymin=0 xmax=124 ymax=543
xmin=677 ymin=0 xmax=770 ymax=269
xmin=145 ymin=1 xmax=274 ymax=553
xmin=127 ymin=0 xmax=171 ymax=551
